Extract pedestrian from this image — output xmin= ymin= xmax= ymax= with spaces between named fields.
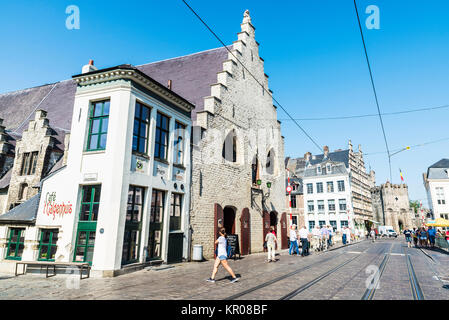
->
xmin=265 ymin=226 xmax=277 ymax=262
xmin=419 ymin=227 xmax=428 ymax=247
xmin=289 ymin=224 xmax=299 ymax=255
xmin=320 ymin=225 xmax=329 ymax=250
xmin=370 ymin=228 xmax=376 ymax=242
xmin=298 ymin=226 xmax=310 ymax=256
xmin=312 ymin=225 xmax=321 ymax=252
xmin=346 ymin=227 xmax=352 ymax=244
xmin=403 ymin=228 xmax=412 ymax=248
xmin=342 ymin=227 xmax=347 ymax=245
xmin=428 ymin=226 xmax=436 ymax=248
xmin=412 ymin=228 xmax=418 ymax=247
xmin=207 ymin=228 xmax=239 ymax=283
xmin=327 ymin=225 xmax=333 ymax=247
xmin=445 ymin=229 xmax=449 ymax=246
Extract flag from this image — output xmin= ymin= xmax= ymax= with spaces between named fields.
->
xmin=399 ymin=169 xmax=404 ymax=182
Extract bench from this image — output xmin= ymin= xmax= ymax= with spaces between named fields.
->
xmin=15 ymin=261 xmax=90 ymax=279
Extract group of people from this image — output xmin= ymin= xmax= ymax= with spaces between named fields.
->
xmin=403 ymin=226 xmax=449 ymax=248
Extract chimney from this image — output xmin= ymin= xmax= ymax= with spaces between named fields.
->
xmin=323 ymin=146 xmax=329 ymax=158
xmin=167 ymin=79 xmax=172 ymax=90
xmin=348 ymin=140 xmax=353 ymax=151
xmin=304 ymin=152 xmax=311 ymax=162
xmin=82 ymin=59 xmax=98 ymax=74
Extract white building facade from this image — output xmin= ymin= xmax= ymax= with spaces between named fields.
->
xmin=0 ymin=64 xmax=194 ymax=276
xmin=424 ymin=159 xmax=449 ymax=221
xmin=303 ymin=159 xmax=355 ymax=232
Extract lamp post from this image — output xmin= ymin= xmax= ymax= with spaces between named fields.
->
xmin=388 ymin=146 xmax=410 ymax=183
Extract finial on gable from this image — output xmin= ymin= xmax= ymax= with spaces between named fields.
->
xmin=243 ymin=10 xmax=251 ymax=23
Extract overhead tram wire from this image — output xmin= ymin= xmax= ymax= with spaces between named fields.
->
xmin=277 ymin=104 xmax=449 ymax=121
xmin=364 ymin=136 xmax=449 ymax=156
xmin=181 ymin=0 xmax=322 ymax=152
xmin=353 ymin=0 xmax=393 ymax=181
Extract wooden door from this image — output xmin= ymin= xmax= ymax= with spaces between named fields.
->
xmin=214 ymin=203 xmax=224 ymax=257
xmin=281 ymin=212 xmax=288 ymax=249
xmin=262 ymin=211 xmax=270 ymax=252
xmin=240 ymin=208 xmax=251 ymax=255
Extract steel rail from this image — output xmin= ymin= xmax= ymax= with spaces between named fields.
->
xmin=404 ymin=247 xmax=425 ymax=300
xmin=223 ymin=241 xmax=368 ymax=300
xmin=361 ymin=243 xmax=393 ymax=300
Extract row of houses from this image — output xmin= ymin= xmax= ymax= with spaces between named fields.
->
xmin=285 ymin=144 xmax=419 ymax=234
xmin=0 ymin=11 xmax=288 ymax=277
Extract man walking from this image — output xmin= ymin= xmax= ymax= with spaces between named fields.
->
xmin=428 ymin=226 xmax=436 ymax=248
xmin=312 ymin=225 xmax=321 ymax=252
xmin=289 ymin=225 xmax=299 ymax=255
xmin=327 ymin=225 xmax=333 ymax=247
xmin=320 ymin=225 xmax=329 ymax=250
xmin=403 ymin=228 xmax=412 ymax=248
xmin=298 ymin=226 xmax=310 ymax=256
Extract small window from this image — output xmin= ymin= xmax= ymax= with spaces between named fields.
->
xmin=337 ymin=180 xmax=345 ymax=192
xmin=317 ymin=182 xmax=323 ymax=193
xmin=266 ymin=149 xmax=275 ymax=175
xmin=339 ymin=199 xmax=347 ymax=211
xmin=222 ymin=130 xmax=237 ymax=162
xmin=18 ymin=183 xmax=28 ymax=200
xmin=174 ymin=122 xmax=186 ymax=165
xmin=328 ymin=199 xmax=335 ymax=211
xmin=341 ymin=221 xmax=348 ymax=228
xmin=132 ymin=102 xmax=150 ymax=155
xmin=327 ymin=181 xmax=334 ymax=193
xmin=319 ymin=221 xmax=326 ymax=228
xmin=317 ymin=200 xmax=325 ymax=212
xmin=87 ymin=100 xmax=110 ymax=151
xmin=307 ymin=200 xmax=314 ymax=213
xmin=307 ymin=183 xmax=313 ymax=194
xmin=155 ymin=113 xmax=170 ymax=160
xmin=5 ymin=228 xmax=25 ymax=260
xmin=20 ymin=152 xmax=38 ymax=176
xmin=308 ymin=221 xmax=315 ymax=231
xmin=291 ymin=195 xmax=297 ymax=208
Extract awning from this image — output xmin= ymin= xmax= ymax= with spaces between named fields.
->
xmin=426 ymin=218 xmax=449 ymax=227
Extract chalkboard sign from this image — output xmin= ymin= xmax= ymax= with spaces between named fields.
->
xmin=227 ymin=234 xmax=241 ymax=260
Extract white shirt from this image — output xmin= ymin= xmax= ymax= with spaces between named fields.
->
xmin=298 ymin=228 xmax=309 ymax=239
xmin=290 ymin=229 xmax=298 ymax=241
xmin=328 ymin=227 xmax=333 ymax=235
xmin=217 ymin=236 xmax=227 ymax=257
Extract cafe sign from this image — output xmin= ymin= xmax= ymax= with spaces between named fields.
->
xmin=42 ymin=192 xmax=73 ymax=220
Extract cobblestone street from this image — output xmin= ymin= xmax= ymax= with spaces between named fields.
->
xmin=1 ymin=238 xmax=448 ymax=300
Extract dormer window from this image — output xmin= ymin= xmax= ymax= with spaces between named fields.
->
xmin=317 ymin=166 xmax=322 ymax=174
xmin=327 ymin=164 xmax=331 ymax=173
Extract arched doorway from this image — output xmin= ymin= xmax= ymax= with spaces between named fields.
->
xmin=223 ymin=206 xmax=236 ymax=235
xmin=240 ymin=208 xmax=251 ymax=255
xmin=398 ymin=220 xmax=404 ymax=232
xmin=270 ymin=211 xmax=278 ymax=249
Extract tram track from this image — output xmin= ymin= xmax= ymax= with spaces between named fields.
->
xmin=403 ymin=246 xmax=425 ymax=300
xmin=223 ymin=241 xmax=368 ymax=300
xmin=280 ymin=243 xmax=387 ymax=300
xmin=361 ymin=243 xmax=393 ymax=300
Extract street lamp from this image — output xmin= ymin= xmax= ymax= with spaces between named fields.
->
xmin=388 ymin=146 xmax=410 ymax=182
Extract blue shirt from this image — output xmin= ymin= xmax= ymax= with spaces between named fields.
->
xmin=428 ymin=229 xmax=436 ymax=237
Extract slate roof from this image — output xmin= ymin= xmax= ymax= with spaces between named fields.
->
xmin=0 ymin=47 xmax=229 ymax=137
xmin=0 ymin=169 xmax=11 ymax=189
xmin=309 ymin=149 xmax=350 ymax=168
xmin=0 ymin=193 xmax=40 ymax=224
xmin=303 ymin=160 xmax=348 ymax=178
xmin=427 ymin=159 xmax=449 ymax=180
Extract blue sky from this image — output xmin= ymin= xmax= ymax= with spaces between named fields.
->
xmin=1 ymin=0 xmax=449 ymax=207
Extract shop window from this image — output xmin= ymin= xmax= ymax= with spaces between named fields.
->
xmin=174 ymin=122 xmax=186 ymax=165
xmin=38 ymin=229 xmax=59 ymax=261
xmin=5 ymin=228 xmax=25 ymax=260
xmin=170 ymin=193 xmax=183 ymax=231
xmin=122 ymin=186 xmax=144 ymax=265
xmin=155 ymin=113 xmax=170 ymax=160
xmin=79 ymin=185 xmax=101 ymax=221
xmin=132 ymin=101 xmax=150 ymax=155
xmin=87 ymin=100 xmax=110 ymax=151
xmin=291 ymin=195 xmax=297 ymax=208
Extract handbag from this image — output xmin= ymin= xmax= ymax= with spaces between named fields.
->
xmin=263 ymin=241 xmax=267 ymax=249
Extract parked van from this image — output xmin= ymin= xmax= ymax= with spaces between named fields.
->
xmin=378 ymin=226 xmax=398 ymax=238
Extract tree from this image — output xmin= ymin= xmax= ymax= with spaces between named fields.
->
xmin=409 ymin=200 xmax=419 ymax=214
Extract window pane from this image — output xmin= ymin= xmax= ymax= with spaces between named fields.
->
xmin=99 ymin=134 xmax=107 ymax=149
xmin=50 ymin=246 xmax=57 ymax=260
xmin=39 ymin=246 xmax=49 ymax=260
xmin=92 ymin=204 xmax=99 ymax=220
xmin=93 ymin=186 xmax=101 ymax=202
xmin=42 ymin=231 xmax=51 ymax=244
xmin=93 ymin=103 xmax=102 ymax=117
xmin=132 ymin=135 xmax=138 ymax=151
xmin=89 ymin=135 xmax=98 ymax=150
xmin=139 ymin=137 xmax=146 ymax=153
xmin=135 ymin=103 xmax=141 ymax=118
xmin=101 ymin=118 xmax=109 ymax=133
xmin=51 ymin=231 xmax=59 ymax=244
xmin=102 ymin=101 xmax=110 ymax=115
xmin=139 ymin=122 xmax=147 ymax=138
xmin=86 ymin=247 xmax=94 ymax=262
xmin=133 ymin=120 xmax=140 ymax=135
xmin=80 ymin=204 xmax=90 ymax=220
xmin=88 ymin=232 xmax=96 ymax=245
xmin=75 ymin=246 xmax=85 ymax=262
xmin=91 ymin=119 xmax=101 ymax=134
xmin=78 ymin=232 xmax=87 ymax=246
xmin=83 ymin=186 xmax=93 ymax=202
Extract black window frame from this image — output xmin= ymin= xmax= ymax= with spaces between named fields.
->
xmin=174 ymin=122 xmax=186 ymax=165
xmin=155 ymin=112 xmax=170 ymax=160
xmin=132 ymin=101 xmax=151 ymax=155
xmin=170 ymin=193 xmax=183 ymax=231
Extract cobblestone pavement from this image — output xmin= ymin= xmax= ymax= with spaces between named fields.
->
xmin=1 ymin=238 xmax=448 ymax=300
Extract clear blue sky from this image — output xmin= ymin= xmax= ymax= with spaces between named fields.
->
xmin=1 ymin=0 xmax=449 ymax=207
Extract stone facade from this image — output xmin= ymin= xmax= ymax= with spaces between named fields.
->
xmin=5 ymin=110 xmax=63 ymax=211
xmin=371 ymin=182 xmax=416 ymax=232
xmin=190 ymin=11 xmax=286 ymax=258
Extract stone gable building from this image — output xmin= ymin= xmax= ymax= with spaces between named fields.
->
xmin=371 ymin=182 xmax=416 ymax=232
